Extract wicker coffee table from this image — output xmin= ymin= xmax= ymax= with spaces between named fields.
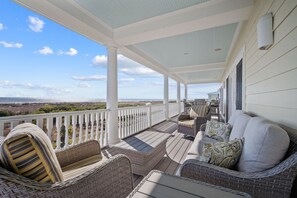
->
xmin=128 ymin=170 xmax=251 ymax=198
xmin=112 ymin=131 xmax=171 ymax=176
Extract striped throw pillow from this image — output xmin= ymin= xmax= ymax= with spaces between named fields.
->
xmin=0 ymin=123 xmax=63 ymax=183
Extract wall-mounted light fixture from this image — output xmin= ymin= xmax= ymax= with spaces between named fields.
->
xmin=257 ymin=13 xmax=273 ymax=50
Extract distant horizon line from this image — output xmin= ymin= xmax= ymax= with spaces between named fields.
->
xmin=0 ymin=96 xmax=195 ymax=104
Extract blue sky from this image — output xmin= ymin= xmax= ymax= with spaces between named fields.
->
xmin=0 ymin=0 xmax=220 ymax=101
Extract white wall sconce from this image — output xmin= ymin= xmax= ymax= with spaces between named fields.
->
xmin=257 ymin=13 xmax=273 ymax=50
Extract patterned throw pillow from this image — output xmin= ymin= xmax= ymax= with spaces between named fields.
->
xmin=0 ymin=123 xmax=63 ymax=183
xmin=189 ymin=108 xmax=199 ymax=118
xmin=201 ymin=138 xmax=244 ymax=168
xmin=205 ymin=120 xmax=231 ymax=141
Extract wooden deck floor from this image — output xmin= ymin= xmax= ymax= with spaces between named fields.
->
xmin=103 ymin=117 xmax=194 ymax=187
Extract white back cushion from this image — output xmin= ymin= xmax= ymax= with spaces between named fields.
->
xmin=229 ymin=113 xmax=251 ymax=141
xmin=228 ymin=110 xmax=244 ymax=126
xmin=238 ymin=117 xmax=290 ymax=172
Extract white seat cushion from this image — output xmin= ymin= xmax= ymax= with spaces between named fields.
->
xmin=229 ymin=113 xmax=251 ymax=141
xmin=238 ymin=117 xmax=290 ymax=172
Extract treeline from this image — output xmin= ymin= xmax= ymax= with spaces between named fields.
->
xmin=34 ymin=103 xmax=106 ymax=114
xmin=0 ymin=102 xmax=141 ymax=117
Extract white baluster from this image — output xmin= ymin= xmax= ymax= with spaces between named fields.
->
xmin=56 ymin=117 xmax=61 ymax=150
xmin=84 ymin=114 xmax=89 ymax=141
xmin=64 ymin=115 xmax=69 ymax=148
xmin=72 ymin=115 xmax=77 ymax=146
xmin=95 ymin=112 xmax=99 ymax=141
xmin=36 ymin=118 xmax=43 ymax=129
xmin=90 ymin=113 xmax=94 ymax=140
xmin=124 ymin=109 xmax=129 ymax=137
xmin=100 ymin=112 xmax=104 ymax=146
xmin=104 ymin=111 xmax=108 ymax=146
xmin=118 ymin=110 xmax=122 ymax=139
xmin=46 ymin=117 xmax=53 ymax=141
xmin=128 ymin=109 xmax=131 ymax=136
xmin=79 ymin=114 xmax=83 ymax=143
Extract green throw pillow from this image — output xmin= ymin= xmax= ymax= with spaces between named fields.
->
xmin=201 ymin=138 xmax=244 ymax=169
xmin=205 ymin=120 xmax=231 ymax=141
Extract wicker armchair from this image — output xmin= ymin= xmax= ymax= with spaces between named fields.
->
xmin=178 ymin=106 xmax=211 ymax=137
xmin=0 ymin=140 xmax=134 ymax=198
xmin=180 ymin=131 xmax=297 ymax=198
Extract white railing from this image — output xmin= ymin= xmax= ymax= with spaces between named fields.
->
xmin=0 ymin=102 xmax=182 ymax=148
xmin=118 ymin=106 xmax=149 ymax=139
xmin=151 ymin=104 xmax=166 ymax=126
xmin=0 ymin=109 xmax=110 ymax=150
xmin=169 ymin=103 xmax=179 ymax=118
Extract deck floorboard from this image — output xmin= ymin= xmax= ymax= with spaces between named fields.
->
xmin=103 ymin=117 xmax=193 ymax=187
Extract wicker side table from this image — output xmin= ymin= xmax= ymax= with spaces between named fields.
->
xmin=128 ymin=170 xmax=251 ymax=198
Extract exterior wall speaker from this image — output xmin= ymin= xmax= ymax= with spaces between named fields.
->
xmin=257 ymin=13 xmax=273 ymax=50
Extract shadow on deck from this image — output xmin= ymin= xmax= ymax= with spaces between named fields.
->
xmin=102 ymin=116 xmax=194 ymax=186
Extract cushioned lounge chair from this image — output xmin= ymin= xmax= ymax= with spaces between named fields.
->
xmin=178 ymin=104 xmax=211 ymax=137
xmin=0 ymin=137 xmax=134 ymax=198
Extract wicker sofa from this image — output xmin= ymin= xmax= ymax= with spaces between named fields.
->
xmin=178 ymin=104 xmax=211 ymax=137
xmin=0 ymin=138 xmax=134 ymax=198
xmin=180 ymin=111 xmax=297 ymax=198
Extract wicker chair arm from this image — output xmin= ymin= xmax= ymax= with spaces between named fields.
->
xmin=56 ymin=140 xmax=101 ymax=168
xmin=178 ymin=114 xmax=191 ymax=121
xmin=180 ymin=154 xmax=297 ymax=198
xmin=0 ymin=154 xmax=133 ymax=198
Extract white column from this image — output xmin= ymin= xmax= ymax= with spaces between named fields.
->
xmin=164 ymin=75 xmax=169 ymax=120
xmin=184 ymin=83 xmax=188 ymax=101
xmin=177 ymin=81 xmax=181 ymax=113
xmin=107 ymin=46 xmax=120 ymax=145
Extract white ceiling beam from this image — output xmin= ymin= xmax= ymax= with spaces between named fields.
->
xmin=14 ymin=0 xmax=114 ymax=46
xmin=187 ymin=79 xmax=221 ymax=84
xmin=169 ymin=62 xmax=225 ymax=74
xmin=114 ymin=0 xmax=253 ymax=46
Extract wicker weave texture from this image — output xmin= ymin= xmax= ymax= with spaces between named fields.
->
xmin=180 ymin=132 xmax=297 ymax=198
xmin=0 ymin=140 xmax=134 ymax=198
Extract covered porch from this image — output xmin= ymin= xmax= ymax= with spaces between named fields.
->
xmin=1 ymin=0 xmax=297 ymax=197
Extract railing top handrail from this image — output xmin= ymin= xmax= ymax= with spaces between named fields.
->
xmin=118 ymin=105 xmax=149 ymax=110
xmin=0 ymin=108 xmax=110 ymax=122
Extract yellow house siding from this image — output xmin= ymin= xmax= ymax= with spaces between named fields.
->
xmin=224 ymin=0 xmax=297 ymax=133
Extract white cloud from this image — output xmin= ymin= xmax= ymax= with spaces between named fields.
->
xmin=72 ymin=75 xmax=107 ymax=81
xmin=37 ymin=46 xmax=53 ymax=55
xmin=0 ymin=41 xmax=23 ymax=48
xmin=78 ymin=82 xmax=91 ymax=88
xmin=0 ymin=23 xmax=4 ymax=30
xmin=28 ymin=16 xmax=45 ymax=32
xmin=92 ymin=55 xmax=107 ymax=65
xmin=59 ymin=48 xmax=78 ymax=56
xmin=0 ymin=80 xmax=71 ymax=94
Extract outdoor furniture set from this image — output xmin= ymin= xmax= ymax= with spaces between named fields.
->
xmin=1 ymin=111 xmax=296 ymax=197
xmin=180 ymin=110 xmax=297 ymax=198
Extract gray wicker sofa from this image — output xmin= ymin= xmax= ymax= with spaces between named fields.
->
xmin=180 ymin=111 xmax=297 ymax=198
xmin=0 ymin=139 xmax=134 ymax=198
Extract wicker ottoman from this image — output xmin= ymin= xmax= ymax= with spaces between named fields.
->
xmin=112 ymin=131 xmax=171 ymax=176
